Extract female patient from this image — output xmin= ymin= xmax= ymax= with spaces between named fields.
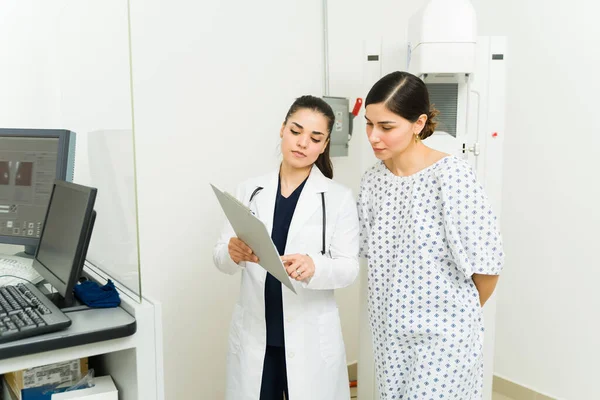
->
xmin=358 ymin=71 xmax=504 ymax=399
xmin=213 ymin=95 xmax=359 ymax=400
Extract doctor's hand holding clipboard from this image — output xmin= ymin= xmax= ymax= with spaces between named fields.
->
xmin=212 ymin=95 xmax=359 ymax=400
xmin=228 ymin=237 xmax=316 ymax=282
xmin=227 ymin=237 xmax=259 ymax=264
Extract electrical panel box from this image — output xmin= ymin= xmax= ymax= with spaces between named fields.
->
xmin=323 ymin=96 xmax=350 ymax=157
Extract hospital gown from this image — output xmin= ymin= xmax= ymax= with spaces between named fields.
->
xmin=357 ymin=156 xmax=504 ymax=400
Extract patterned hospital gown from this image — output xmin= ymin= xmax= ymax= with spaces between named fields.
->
xmin=358 ymin=156 xmax=504 ymax=400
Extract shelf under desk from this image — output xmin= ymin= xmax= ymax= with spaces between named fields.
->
xmin=0 ymin=306 xmax=136 ymax=360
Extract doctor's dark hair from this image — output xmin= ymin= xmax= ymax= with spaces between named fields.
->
xmin=365 ymin=71 xmax=439 ymax=140
xmin=283 ymin=95 xmax=334 ymax=179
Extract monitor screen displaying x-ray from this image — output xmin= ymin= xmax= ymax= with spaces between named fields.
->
xmin=0 ymin=129 xmax=75 ymax=250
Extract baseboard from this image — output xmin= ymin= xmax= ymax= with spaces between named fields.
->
xmin=347 ymin=360 xmax=358 ymax=381
xmin=347 ymin=361 xmax=358 ymax=399
xmin=493 ymin=375 xmax=557 ymax=400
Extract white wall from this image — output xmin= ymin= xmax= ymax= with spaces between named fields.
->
xmin=471 ymin=0 xmax=600 ymax=398
xmin=0 ymin=2 xmax=61 ymax=128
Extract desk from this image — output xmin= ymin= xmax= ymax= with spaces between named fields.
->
xmin=0 ymin=265 xmax=164 ymax=400
xmin=0 ymin=307 xmax=136 ymax=360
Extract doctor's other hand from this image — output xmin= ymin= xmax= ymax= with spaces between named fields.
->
xmin=282 ymin=254 xmax=315 ymax=281
xmin=228 ymin=237 xmax=259 ymax=264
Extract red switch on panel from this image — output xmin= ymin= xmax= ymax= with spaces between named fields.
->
xmin=492 ymin=132 xmax=498 ymax=138
xmin=352 ymin=98 xmax=363 ymax=117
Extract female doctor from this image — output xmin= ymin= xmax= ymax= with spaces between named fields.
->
xmin=213 ymin=95 xmax=359 ymax=400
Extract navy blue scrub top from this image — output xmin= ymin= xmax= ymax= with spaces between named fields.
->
xmin=265 ymin=176 xmax=307 ymax=347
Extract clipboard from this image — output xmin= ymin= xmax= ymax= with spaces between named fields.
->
xmin=210 ymin=184 xmax=297 ymax=294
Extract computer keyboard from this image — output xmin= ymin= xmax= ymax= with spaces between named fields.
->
xmin=0 ymin=256 xmax=44 ymax=287
xmin=0 ymin=282 xmax=72 ymax=344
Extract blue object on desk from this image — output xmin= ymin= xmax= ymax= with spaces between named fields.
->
xmin=20 ymin=385 xmax=68 ymax=400
xmin=73 ymin=279 xmax=121 ymax=308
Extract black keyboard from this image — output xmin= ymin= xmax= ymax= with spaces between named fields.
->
xmin=0 ymin=283 xmax=71 ymax=344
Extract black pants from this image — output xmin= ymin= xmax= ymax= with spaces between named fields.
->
xmin=260 ymin=345 xmax=289 ymax=400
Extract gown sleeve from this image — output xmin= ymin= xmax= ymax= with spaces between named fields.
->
xmin=440 ymin=159 xmax=505 ymax=277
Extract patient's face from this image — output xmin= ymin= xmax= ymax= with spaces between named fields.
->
xmin=280 ymin=108 xmax=329 ymax=170
xmin=365 ymin=103 xmax=420 ymax=160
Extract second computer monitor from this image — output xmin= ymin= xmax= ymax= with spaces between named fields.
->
xmin=33 ymin=180 xmax=97 ymax=307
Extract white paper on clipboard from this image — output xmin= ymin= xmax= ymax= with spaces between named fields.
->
xmin=210 ymin=184 xmax=296 ymax=294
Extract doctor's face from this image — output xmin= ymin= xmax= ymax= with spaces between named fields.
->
xmin=365 ymin=102 xmax=422 ymax=160
xmin=280 ymin=108 xmax=329 ymax=170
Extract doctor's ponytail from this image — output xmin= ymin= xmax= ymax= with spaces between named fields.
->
xmin=314 ymin=142 xmax=333 ymax=179
xmin=284 ymin=95 xmax=334 ymax=179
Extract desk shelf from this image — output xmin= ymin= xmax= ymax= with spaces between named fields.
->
xmin=0 ymin=269 xmax=164 ymax=400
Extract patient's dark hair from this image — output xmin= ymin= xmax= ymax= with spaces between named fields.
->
xmin=365 ymin=71 xmax=439 ymax=140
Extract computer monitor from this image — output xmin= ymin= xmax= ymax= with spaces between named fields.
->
xmin=0 ymin=129 xmax=76 ymax=254
xmin=32 ymin=180 xmax=97 ymax=308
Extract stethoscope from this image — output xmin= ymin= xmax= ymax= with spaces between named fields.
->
xmin=249 ymin=187 xmax=326 ymax=256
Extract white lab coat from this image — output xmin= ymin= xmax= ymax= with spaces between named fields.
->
xmin=213 ymin=165 xmax=359 ymax=400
